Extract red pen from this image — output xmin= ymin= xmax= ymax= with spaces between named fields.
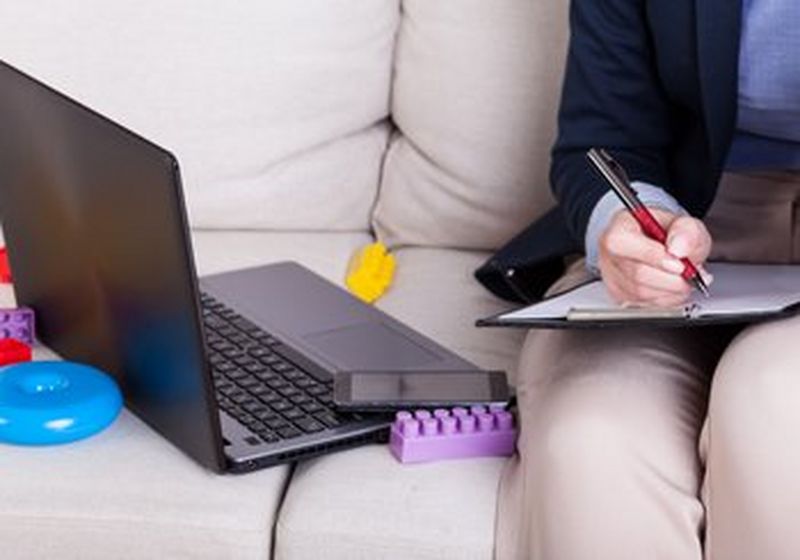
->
xmin=586 ymin=148 xmax=710 ymax=298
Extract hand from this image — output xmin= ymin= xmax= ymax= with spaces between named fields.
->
xmin=598 ymin=208 xmax=712 ymax=307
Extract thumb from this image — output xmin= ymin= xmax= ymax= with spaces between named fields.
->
xmin=666 ymin=217 xmax=711 ymax=262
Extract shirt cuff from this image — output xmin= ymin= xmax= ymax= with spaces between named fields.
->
xmin=584 ymin=182 xmax=687 ymax=275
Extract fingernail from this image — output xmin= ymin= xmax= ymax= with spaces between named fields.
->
xmin=662 ymin=258 xmax=685 ymax=274
xmin=668 ymin=235 xmax=689 ymax=257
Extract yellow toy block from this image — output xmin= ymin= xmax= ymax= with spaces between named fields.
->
xmin=346 ymin=242 xmax=396 ymax=304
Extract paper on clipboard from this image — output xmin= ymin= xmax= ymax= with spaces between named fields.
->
xmin=482 ymin=263 xmax=800 ymax=327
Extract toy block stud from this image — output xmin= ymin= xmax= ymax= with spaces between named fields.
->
xmin=0 ymin=307 xmax=35 ymax=345
xmin=389 ymin=406 xmax=517 ymax=464
xmin=0 ymin=339 xmax=32 ymax=366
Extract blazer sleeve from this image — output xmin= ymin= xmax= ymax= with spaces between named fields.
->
xmin=551 ymin=0 xmax=676 ymax=242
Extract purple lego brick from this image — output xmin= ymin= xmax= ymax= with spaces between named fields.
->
xmin=0 ymin=307 xmax=35 ymax=345
xmin=389 ymin=405 xmax=517 ymax=464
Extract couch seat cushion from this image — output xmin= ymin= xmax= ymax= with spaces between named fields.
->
xmin=274 ymin=247 xmax=524 ymax=560
xmin=276 ymin=446 xmax=507 ymax=560
xmin=0 ymin=231 xmax=370 ymax=559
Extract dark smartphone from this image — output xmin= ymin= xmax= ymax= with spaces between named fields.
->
xmin=333 ymin=370 xmax=511 ymax=412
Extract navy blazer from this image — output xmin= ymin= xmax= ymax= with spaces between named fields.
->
xmin=476 ymin=0 xmax=743 ymax=302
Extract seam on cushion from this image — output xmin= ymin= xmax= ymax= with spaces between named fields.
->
xmin=274 ymin=518 xmax=493 ymax=557
xmin=370 ymin=0 xmax=403 ymax=242
xmin=0 ymin=511 xmax=271 ymax=534
xmin=270 ymin=461 xmax=298 ymax=560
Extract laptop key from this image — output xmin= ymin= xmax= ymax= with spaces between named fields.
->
xmin=294 ymin=416 xmax=325 ymax=434
xmin=228 ymin=332 xmax=251 ymax=346
xmin=256 ymin=430 xmax=280 ymax=444
xmin=242 ymin=401 xmax=265 ymax=413
xmin=264 ymin=417 xmax=289 ymax=430
xmin=255 ymin=370 xmax=279 ymax=383
xmin=266 ymin=378 xmax=290 ymax=391
xmin=214 ymin=361 xmax=235 ymax=373
xmin=300 ymin=401 xmax=324 ymax=414
xmin=277 ymin=426 xmax=302 ymax=439
xmin=283 ymin=407 xmax=305 ymax=421
xmin=260 ymin=355 xmax=282 ymax=366
xmin=227 ymin=368 xmax=249 ymax=381
xmin=279 ymin=386 xmax=301 ymax=399
xmin=253 ymin=332 xmax=280 ymax=346
xmin=272 ymin=362 xmax=292 ymax=373
xmin=244 ymin=362 xmax=268 ymax=374
xmin=306 ymin=384 xmax=328 ymax=396
xmin=232 ymin=317 xmax=259 ymax=331
xmin=233 ymin=355 xmax=257 ymax=367
xmin=293 ymin=376 xmax=317 ymax=389
xmin=289 ymin=393 xmax=311 ymax=406
xmin=282 ymin=368 xmax=305 ymax=381
xmin=314 ymin=411 xmax=341 ymax=428
xmin=254 ymin=389 xmax=281 ymax=404
xmin=248 ymin=347 xmax=273 ymax=359
xmin=255 ymin=408 xmax=278 ymax=421
xmin=270 ymin=401 xmax=292 ymax=413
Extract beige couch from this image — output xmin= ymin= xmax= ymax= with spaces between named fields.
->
xmin=0 ymin=1 xmax=569 ymax=558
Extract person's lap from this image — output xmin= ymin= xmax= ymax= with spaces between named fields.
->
xmin=498 ymin=172 xmax=800 ymax=559
xmin=702 ymin=313 xmax=800 ymax=560
xmin=496 ymin=260 xmax=735 ymax=559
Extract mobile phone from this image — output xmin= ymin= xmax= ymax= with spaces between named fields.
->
xmin=333 ymin=370 xmax=511 ymax=412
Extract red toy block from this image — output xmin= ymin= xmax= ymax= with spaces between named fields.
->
xmin=0 ymin=339 xmax=31 ymax=366
xmin=0 ymin=248 xmax=11 ymax=283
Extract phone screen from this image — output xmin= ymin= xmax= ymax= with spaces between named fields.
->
xmin=350 ymin=372 xmax=491 ymax=401
xmin=336 ymin=370 xmax=508 ymax=409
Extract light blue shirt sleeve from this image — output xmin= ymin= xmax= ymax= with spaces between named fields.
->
xmin=584 ymin=182 xmax=687 ymax=275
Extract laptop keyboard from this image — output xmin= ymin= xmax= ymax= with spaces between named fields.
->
xmin=200 ymin=292 xmax=350 ymax=445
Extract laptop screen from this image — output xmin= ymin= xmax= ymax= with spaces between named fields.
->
xmin=0 ymin=61 xmax=224 ymax=471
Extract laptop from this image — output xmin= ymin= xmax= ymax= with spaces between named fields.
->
xmin=0 ymin=60 xmax=477 ymax=473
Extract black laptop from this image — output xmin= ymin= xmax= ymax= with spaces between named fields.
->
xmin=0 ymin=60 xmax=477 ymax=473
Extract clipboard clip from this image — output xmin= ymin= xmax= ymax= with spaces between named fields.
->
xmin=566 ymin=303 xmax=701 ymax=322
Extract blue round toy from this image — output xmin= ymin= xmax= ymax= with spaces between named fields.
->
xmin=0 ymin=361 xmax=122 ymax=445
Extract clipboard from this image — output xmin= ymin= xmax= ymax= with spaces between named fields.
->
xmin=477 ymin=263 xmax=800 ymax=329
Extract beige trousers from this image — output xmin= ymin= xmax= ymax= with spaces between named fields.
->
xmin=496 ymin=172 xmax=800 ymax=560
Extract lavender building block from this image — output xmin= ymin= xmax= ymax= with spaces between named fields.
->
xmin=389 ymin=405 xmax=517 ymax=464
xmin=0 ymin=307 xmax=35 ymax=345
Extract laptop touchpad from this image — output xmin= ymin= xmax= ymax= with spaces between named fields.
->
xmin=303 ymin=323 xmax=442 ymax=371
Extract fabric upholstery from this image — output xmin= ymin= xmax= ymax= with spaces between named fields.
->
xmin=275 ymin=445 xmax=507 ymax=560
xmin=0 ymin=0 xmax=398 ymax=231
xmin=190 ymin=230 xmax=372 ymax=282
xmin=373 ymin=0 xmax=568 ymax=251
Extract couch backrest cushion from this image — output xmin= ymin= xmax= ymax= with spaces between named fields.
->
xmin=0 ymin=1 xmax=399 ymax=231
xmin=373 ymin=0 xmax=569 ymax=251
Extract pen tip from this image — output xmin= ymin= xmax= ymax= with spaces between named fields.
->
xmin=695 ymin=277 xmax=711 ymax=298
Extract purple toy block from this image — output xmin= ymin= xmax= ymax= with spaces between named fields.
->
xmin=389 ymin=405 xmax=517 ymax=464
xmin=0 ymin=307 xmax=35 ymax=345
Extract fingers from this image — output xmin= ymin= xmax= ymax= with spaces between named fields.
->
xmin=598 ymin=209 xmax=713 ymax=307
xmin=603 ymin=230 xmax=685 ymax=272
xmin=603 ymin=259 xmax=691 ymax=306
xmin=616 ymin=260 xmax=692 ymax=296
xmin=600 ymin=214 xmax=683 ymax=273
xmin=666 ymin=216 xmax=712 ymax=263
